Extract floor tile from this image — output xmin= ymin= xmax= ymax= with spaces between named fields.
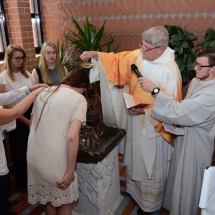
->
xmin=6 ymin=150 xmax=170 ymax=215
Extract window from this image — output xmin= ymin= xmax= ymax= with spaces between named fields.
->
xmin=30 ymin=0 xmax=44 ymax=54
xmin=0 ymin=0 xmax=9 ymax=59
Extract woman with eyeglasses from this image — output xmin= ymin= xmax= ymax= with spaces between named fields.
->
xmin=0 ymin=44 xmax=34 ymax=188
xmin=32 ymin=42 xmax=68 ymax=86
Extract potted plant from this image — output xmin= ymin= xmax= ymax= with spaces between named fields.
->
xmin=58 ymin=17 xmax=124 ymax=163
xmin=58 ymin=17 xmax=119 ymax=71
xmin=196 ymin=28 xmax=215 ymax=52
xmin=58 ymin=17 xmax=120 ymax=111
xmin=165 ymin=25 xmax=197 ymax=86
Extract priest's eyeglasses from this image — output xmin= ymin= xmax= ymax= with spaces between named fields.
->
xmin=10 ymin=56 xmax=26 ymax=62
xmin=139 ymin=41 xmax=161 ymax=52
xmin=194 ymin=61 xmax=214 ymax=70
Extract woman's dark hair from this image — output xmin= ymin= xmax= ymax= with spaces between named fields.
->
xmin=60 ymin=68 xmax=90 ymax=89
xmin=35 ymin=68 xmax=90 ymax=130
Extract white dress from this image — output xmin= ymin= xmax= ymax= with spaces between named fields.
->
xmin=27 ymin=87 xmax=87 ymax=207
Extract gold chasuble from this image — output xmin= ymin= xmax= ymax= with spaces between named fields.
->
xmin=99 ymin=49 xmax=182 ymax=144
xmin=90 ymin=47 xmax=182 ymax=211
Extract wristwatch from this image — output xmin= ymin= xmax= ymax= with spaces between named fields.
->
xmin=151 ymin=87 xmax=160 ymax=95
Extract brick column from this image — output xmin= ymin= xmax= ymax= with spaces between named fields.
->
xmin=3 ymin=0 xmax=37 ymax=72
xmin=40 ymin=0 xmax=65 ymax=43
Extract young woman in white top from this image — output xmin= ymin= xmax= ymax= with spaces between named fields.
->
xmin=32 ymin=41 xmax=68 ymax=86
xmin=0 ymin=44 xmax=34 ymax=188
xmin=27 ymin=69 xmax=89 ymax=215
xmin=0 ymin=85 xmax=46 ymax=215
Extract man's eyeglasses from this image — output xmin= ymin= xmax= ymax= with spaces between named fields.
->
xmin=139 ymin=41 xmax=162 ymax=52
xmin=194 ymin=61 xmax=214 ymax=70
xmin=10 ymin=56 xmax=26 ymax=62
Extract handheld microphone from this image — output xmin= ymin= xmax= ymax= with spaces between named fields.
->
xmin=131 ymin=64 xmax=143 ymax=78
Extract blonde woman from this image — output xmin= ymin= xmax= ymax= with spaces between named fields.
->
xmin=32 ymin=42 xmax=68 ymax=86
xmin=0 ymin=44 xmax=35 ymax=188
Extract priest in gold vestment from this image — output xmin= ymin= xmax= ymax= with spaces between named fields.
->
xmin=80 ymin=26 xmax=182 ymax=214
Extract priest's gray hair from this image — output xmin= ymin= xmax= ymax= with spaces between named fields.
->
xmin=142 ymin=26 xmax=169 ymax=49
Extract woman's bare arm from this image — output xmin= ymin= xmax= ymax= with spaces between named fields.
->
xmin=57 ymin=119 xmax=82 ymax=190
xmin=64 ymin=66 xmax=69 ymax=75
xmin=0 ymin=87 xmax=45 ymax=125
xmin=0 ymin=84 xmax=11 ymax=109
xmin=80 ymin=51 xmax=99 ymax=61
xmin=32 ymin=69 xmax=39 ymax=84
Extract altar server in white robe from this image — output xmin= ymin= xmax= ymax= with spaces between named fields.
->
xmin=139 ymin=46 xmax=215 ymax=215
xmin=80 ymin=26 xmax=182 ymax=214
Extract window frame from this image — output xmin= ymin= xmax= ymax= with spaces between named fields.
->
xmin=30 ymin=0 xmax=44 ymax=54
xmin=0 ymin=0 xmax=9 ymax=60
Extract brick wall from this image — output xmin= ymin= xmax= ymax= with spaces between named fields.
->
xmin=40 ymin=0 xmax=215 ymax=52
xmin=1 ymin=0 xmax=37 ymax=72
xmin=2 ymin=0 xmax=215 ymax=68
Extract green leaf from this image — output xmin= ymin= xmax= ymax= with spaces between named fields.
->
xmin=178 ymin=46 xmax=184 ymax=55
xmin=187 ymin=63 xmax=194 ymax=70
xmin=182 ymin=42 xmax=188 ymax=48
xmin=174 ymin=47 xmax=179 ymax=53
xmin=203 ymin=39 xmax=213 ymax=47
xmin=171 ymin=35 xmax=182 ymax=40
xmin=170 ymin=39 xmax=181 ymax=46
xmin=106 ymin=41 xmax=111 ymax=53
xmin=84 ymin=18 xmax=92 ymax=49
xmin=94 ymin=20 xmax=106 ymax=49
xmin=71 ymin=17 xmax=87 ymax=42
xmin=187 ymin=41 xmax=194 ymax=49
xmin=176 ymin=58 xmax=185 ymax=69
xmin=188 ymin=35 xmax=197 ymax=41
xmin=181 ymin=72 xmax=189 ymax=86
xmin=61 ymin=16 xmax=120 ymax=72
xmin=196 ymin=38 xmax=215 ymax=52
xmin=209 ymin=40 xmax=215 ymax=46
xmin=196 ymin=39 xmax=208 ymax=46
xmin=165 ymin=25 xmax=178 ymax=35
xmin=100 ymin=37 xmax=114 ymax=48
xmin=206 ymin=28 xmax=215 ymax=39
xmin=195 ymin=46 xmax=203 ymax=52
xmin=182 ymin=33 xmax=189 ymax=42
xmin=110 ymin=42 xmax=120 ymax=53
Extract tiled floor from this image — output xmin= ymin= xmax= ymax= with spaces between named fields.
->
xmin=7 ymin=165 xmax=169 ymax=215
xmin=8 ymin=164 xmax=169 ymax=215
xmin=118 ymin=165 xmax=169 ymax=215
xmin=6 ymin=141 xmax=169 ymax=215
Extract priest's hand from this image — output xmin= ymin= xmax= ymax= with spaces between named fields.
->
xmin=80 ymin=51 xmax=99 ymax=61
xmin=139 ymin=77 xmax=156 ymax=92
xmin=128 ymin=107 xmax=145 ymax=115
